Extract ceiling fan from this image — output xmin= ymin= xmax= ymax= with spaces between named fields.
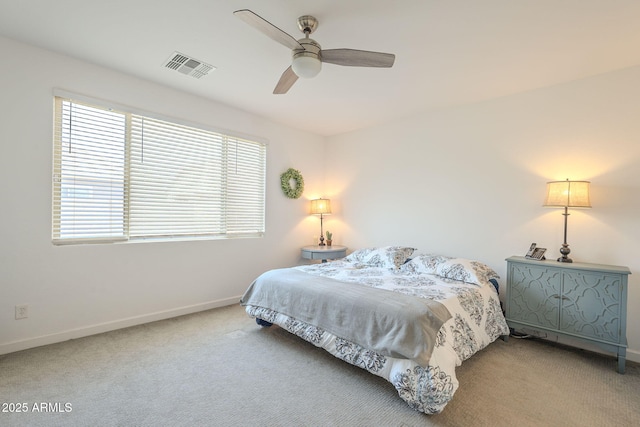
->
xmin=234 ymin=9 xmax=396 ymax=94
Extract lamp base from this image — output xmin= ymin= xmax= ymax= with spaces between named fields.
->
xmin=557 ymin=243 xmax=573 ymax=263
xmin=318 ymin=236 xmax=326 ymax=246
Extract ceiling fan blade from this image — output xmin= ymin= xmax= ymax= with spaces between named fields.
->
xmin=234 ymin=9 xmax=303 ymax=51
xmin=321 ymin=49 xmax=395 ymax=68
xmin=273 ymin=66 xmax=299 ymax=94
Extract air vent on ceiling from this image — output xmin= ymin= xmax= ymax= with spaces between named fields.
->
xmin=163 ymin=51 xmax=215 ymax=79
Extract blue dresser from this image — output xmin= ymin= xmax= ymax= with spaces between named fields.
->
xmin=505 ymin=256 xmax=631 ymax=373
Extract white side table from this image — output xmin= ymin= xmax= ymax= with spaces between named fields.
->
xmin=301 ymin=245 xmax=347 ymax=263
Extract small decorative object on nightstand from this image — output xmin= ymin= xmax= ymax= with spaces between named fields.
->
xmin=301 ymin=245 xmax=347 ymax=263
xmin=505 ymin=256 xmax=631 ymax=373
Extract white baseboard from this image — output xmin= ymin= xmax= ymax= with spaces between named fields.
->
xmin=627 ymin=348 xmax=640 ymax=364
xmin=0 ymin=296 xmax=241 ymax=356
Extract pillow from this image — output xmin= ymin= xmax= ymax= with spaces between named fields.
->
xmin=402 ymin=254 xmax=499 ymax=285
xmin=400 ymin=254 xmax=451 ymax=275
xmin=343 ymin=246 xmax=416 ymax=269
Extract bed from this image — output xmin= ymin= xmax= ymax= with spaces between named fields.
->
xmin=240 ymin=246 xmax=509 ymax=414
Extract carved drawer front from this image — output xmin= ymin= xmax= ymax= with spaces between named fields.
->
xmin=560 ymin=271 xmax=622 ymax=343
xmin=508 ymin=263 xmax=561 ymax=330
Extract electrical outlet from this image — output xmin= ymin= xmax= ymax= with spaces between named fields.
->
xmin=15 ymin=304 xmax=29 ymax=320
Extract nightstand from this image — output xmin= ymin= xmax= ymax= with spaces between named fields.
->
xmin=301 ymin=245 xmax=347 ymax=263
xmin=505 ymin=256 xmax=631 ymax=373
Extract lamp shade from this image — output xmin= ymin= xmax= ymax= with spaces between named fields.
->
xmin=310 ymin=198 xmax=331 ymax=215
xmin=543 ymin=179 xmax=591 ymax=208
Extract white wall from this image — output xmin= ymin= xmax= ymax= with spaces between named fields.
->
xmin=325 ymin=66 xmax=640 ymax=363
xmin=0 ymin=37 xmax=325 ymax=354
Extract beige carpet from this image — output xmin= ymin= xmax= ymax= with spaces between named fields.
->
xmin=1 ymin=304 xmax=638 ymax=427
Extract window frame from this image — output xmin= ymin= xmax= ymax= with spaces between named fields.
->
xmin=52 ymin=89 xmax=267 ymax=245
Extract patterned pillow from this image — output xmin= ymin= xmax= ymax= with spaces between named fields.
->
xmin=343 ymin=246 xmax=416 ymax=269
xmin=401 ymin=254 xmax=499 ymax=285
xmin=400 ymin=254 xmax=451 ymax=274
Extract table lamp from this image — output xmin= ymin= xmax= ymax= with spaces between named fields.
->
xmin=310 ymin=198 xmax=331 ymax=246
xmin=543 ymin=179 xmax=591 ymax=263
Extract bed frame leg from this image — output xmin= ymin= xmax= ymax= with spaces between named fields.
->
xmin=256 ymin=318 xmax=273 ymax=327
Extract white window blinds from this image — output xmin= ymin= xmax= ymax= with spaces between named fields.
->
xmin=52 ymin=98 xmax=128 ymax=242
xmin=53 ymin=95 xmax=266 ymax=244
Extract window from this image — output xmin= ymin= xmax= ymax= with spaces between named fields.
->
xmin=52 ymin=94 xmax=266 ymax=244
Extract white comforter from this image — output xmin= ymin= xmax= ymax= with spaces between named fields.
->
xmin=244 ymin=254 xmax=509 ymax=414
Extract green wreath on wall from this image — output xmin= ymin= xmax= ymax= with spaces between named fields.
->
xmin=280 ymin=168 xmax=304 ymax=199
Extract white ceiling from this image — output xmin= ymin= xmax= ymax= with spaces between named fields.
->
xmin=1 ymin=0 xmax=640 ymax=136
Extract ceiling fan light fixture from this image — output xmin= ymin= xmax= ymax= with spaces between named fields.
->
xmin=233 ymin=9 xmax=395 ymax=93
xmin=292 ymin=52 xmax=321 ymax=78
